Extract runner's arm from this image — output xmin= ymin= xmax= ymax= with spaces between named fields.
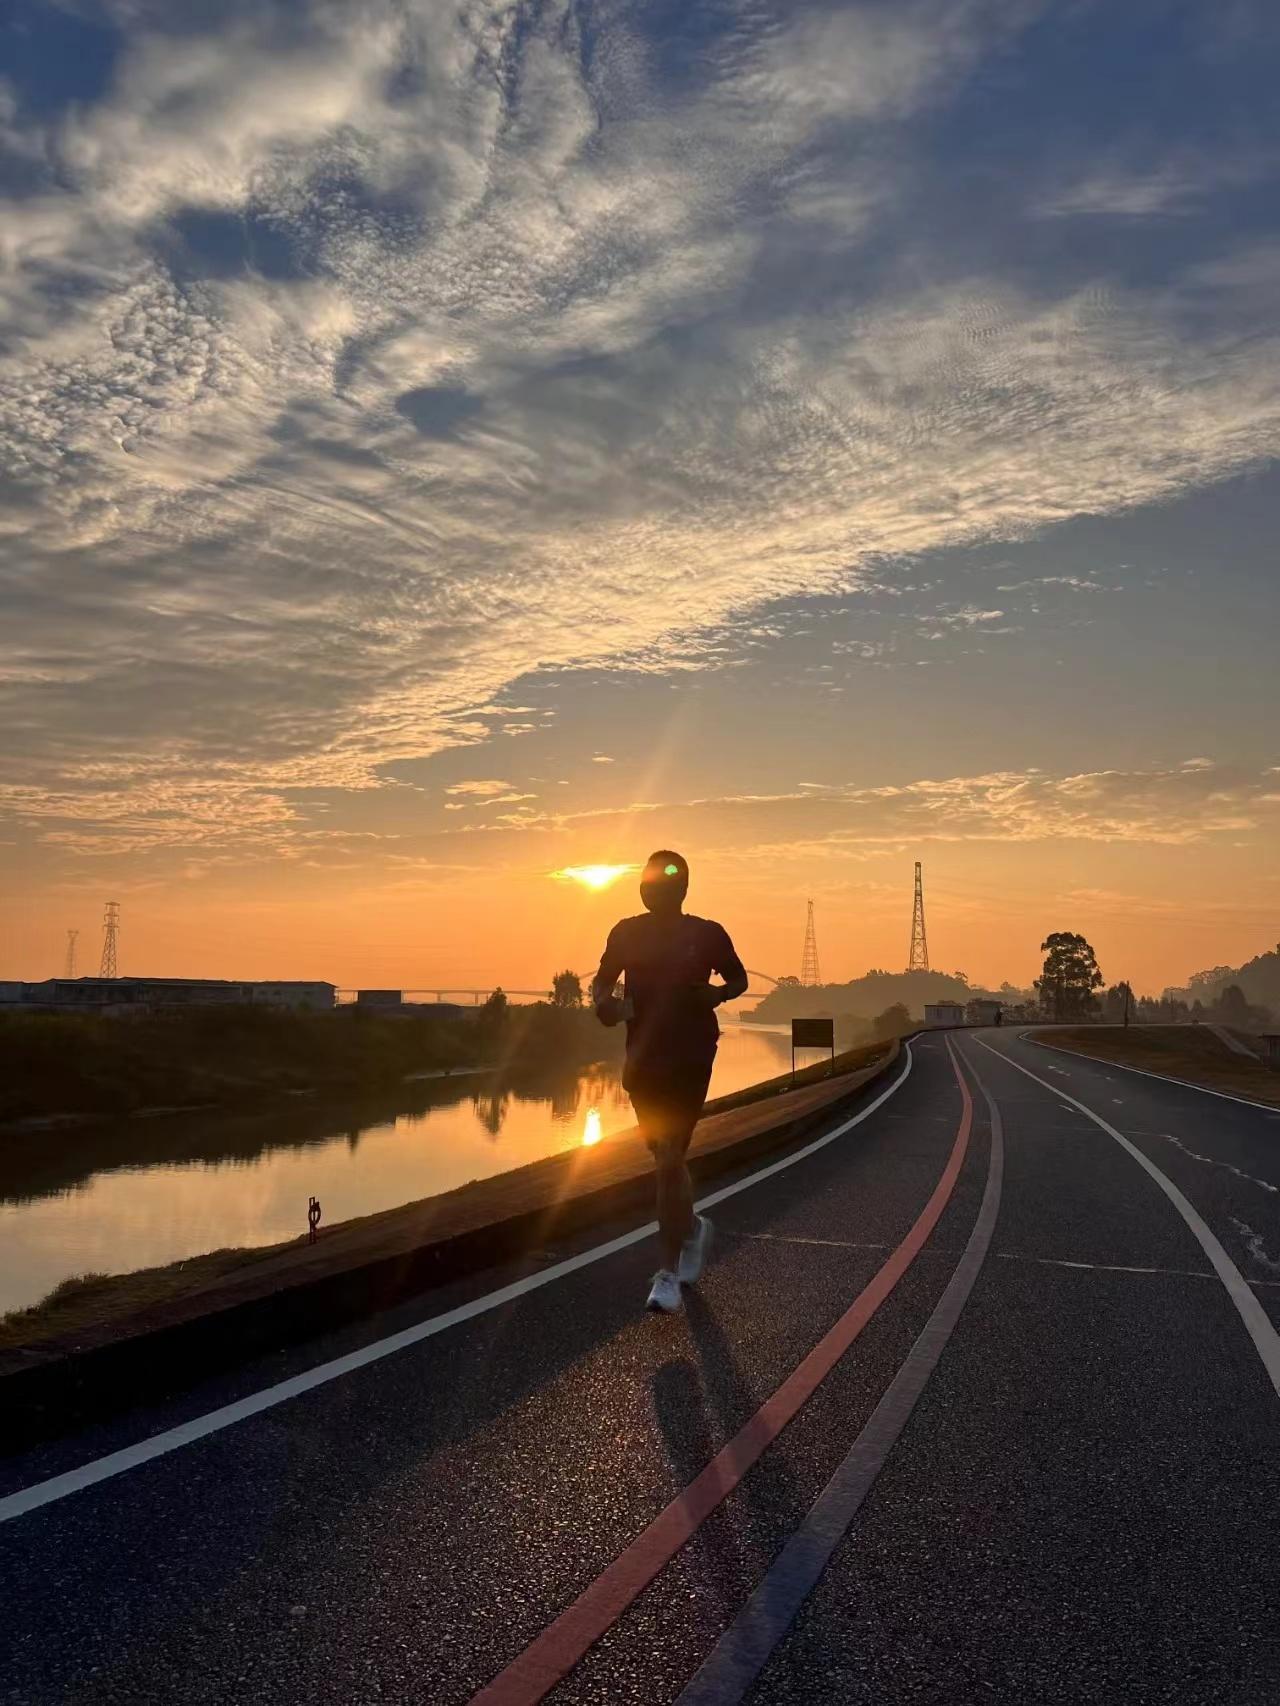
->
xmin=591 ymin=927 xmax=627 ymax=1025
xmin=704 ymin=924 xmax=749 ymax=1008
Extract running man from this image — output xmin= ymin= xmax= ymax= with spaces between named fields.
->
xmin=592 ymin=850 xmax=749 ymax=1312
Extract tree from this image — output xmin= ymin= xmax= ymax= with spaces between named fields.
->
xmin=871 ymin=1003 xmax=912 ymax=1041
xmin=549 ymin=969 xmax=583 ymax=1008
xmin=1102 ymin=981 xmax=1133 ymax=1024
xmin=477 ymin=987 xmax=508 ymax=1035
xmin=1216 ymin=983 xmax=1249 ymax=1024
xmin=1188 ymin=965 xmax=1236 ymax=993
xmin=1036 ymin=932 xmax=1103 ymax=1021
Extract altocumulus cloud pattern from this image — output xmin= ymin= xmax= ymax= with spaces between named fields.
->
xmin=2 ymin=0 xmax=1279 ymax=857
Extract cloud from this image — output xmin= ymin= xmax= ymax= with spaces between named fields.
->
xmin=995 ymin=576 xmax=1108 ymax=593
xmin=444 ymin=780 xmax=515 ymax=798
xmin=2 ymin=0 xmax=1279 ymax=865
xmin=448 ymin=763 xmax=1280 ymax=855
xmin=1039 ymin=152 xmax=1273 ymax=218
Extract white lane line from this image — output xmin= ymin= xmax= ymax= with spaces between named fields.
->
xmin=994 ymin=1252 xmax=1280 ymax=1289
xmin=996 ymin=1253 xmax=1215 ymax=1281
xmin=1022 ymin=1033 xmax=1280 ymax=1116
xmin=996 ymin=1252 xmax=1280 ymax=1289
xmin=0 ymin=1045 xmax=918 ymax=1525
xmin=674 ymin=1037 xmax=1004 ymax=1706
xmin=739 ymin=1235 xmax=895 ymax=1252
xmin=978 ymin=1040 xmax=1280 ymax=1401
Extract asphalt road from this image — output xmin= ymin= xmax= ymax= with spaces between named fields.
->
xmin=4 ymin=1028 xmax=1280 ymax=1705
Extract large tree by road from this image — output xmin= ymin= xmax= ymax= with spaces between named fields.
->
xmin=1037 ymin=932 xmax=1103 ymax=1021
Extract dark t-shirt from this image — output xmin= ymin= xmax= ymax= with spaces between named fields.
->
xmin=595 ymin=912 xmax=746 ymax=1079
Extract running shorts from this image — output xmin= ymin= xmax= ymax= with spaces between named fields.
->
xmin=625 ymin=1061 xmax=714 ymax=1154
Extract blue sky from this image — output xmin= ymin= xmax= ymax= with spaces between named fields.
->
xmin=1 ymin=0 xmax=1277 ymax=989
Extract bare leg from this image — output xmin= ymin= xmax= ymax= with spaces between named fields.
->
xmin=654 ymin=1139 xmax=696 ymax=1271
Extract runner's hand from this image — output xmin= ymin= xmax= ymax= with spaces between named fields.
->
xmin=595 ymin=995 xmax=626 ymax=1027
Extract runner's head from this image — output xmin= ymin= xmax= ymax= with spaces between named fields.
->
xmin=640 ymin=849 xmax=689 ymax=915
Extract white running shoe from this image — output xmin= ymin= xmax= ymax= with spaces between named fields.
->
xmin=677 ymin=1215 xmax=714 ymax=1285
xmin=646 ymin=1270 xmax=682 ymax=1313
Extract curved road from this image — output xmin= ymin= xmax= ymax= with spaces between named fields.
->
xmin=4 ymin=1029 xmax=1280 ymax=1703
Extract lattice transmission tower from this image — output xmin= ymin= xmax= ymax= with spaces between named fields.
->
xmin=64 ymin=929 xmax=79 ymax=979
xmin=800 ymin=899 xmax=822 ymax=986
xmin=99 ymin=901 xmax=120 ymax=979
xmin=907 ymin=861 xmax=929 ymax=972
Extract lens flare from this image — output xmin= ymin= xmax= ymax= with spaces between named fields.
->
xmin=582 ymin=1107 xmax=603 ymax=1146
xmin=554 ymin=864 xmax=635 ymax=890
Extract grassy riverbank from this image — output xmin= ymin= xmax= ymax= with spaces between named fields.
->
xmin=0 ymin=1038 xmax=891 ymax=1354
xmin=0 ymin=1001 xmax=623 ymax=1125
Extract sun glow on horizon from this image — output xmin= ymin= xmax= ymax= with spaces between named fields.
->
xmin=582 ymin=1107 xmax=603 ymax=1146
xmin=554 ymin=863 xmax=636 ymax=891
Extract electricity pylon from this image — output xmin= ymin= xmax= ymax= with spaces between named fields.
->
xmin=800 ymin=899 xmax=822 ymax=986
xmin=907 ymin=862 xmax=929 ymax=972
xmin=99 ymin=901 xmax=120 ymax=979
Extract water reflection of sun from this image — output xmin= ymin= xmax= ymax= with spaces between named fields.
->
xmin=582 ymin=1107 xmax=603 ymax=1146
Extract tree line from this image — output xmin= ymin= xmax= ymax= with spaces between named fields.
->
xmin=1035 ymin=933 xmax=1273 ymax=1029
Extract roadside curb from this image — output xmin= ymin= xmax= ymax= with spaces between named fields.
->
xmin=1 ymin=1043 xmax=902 ymax=1454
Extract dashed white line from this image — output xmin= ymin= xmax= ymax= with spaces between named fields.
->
xmin=978 ymin=1040 xmax=1280 ymax=1402
xmin=993 ymin=1251 xmax=1280 ymax=1289
xmin=996 ymin=1253 xmax=1212 ymax=1281
xmin=1022 ymin=1034 xmax=1280 ymax=1115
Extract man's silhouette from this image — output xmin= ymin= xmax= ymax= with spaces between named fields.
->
xmin=592 ymin=850 xmax=748 ymax=1312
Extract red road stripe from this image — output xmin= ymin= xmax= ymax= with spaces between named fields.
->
xmin=469 ymin=1050 xmax=974 ymax=1706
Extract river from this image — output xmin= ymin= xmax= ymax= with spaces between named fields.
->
xmin=1 ymin=1021 xmax=801 ymax=1317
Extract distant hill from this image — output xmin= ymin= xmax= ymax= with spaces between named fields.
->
xmin=745 ymin=970 xmax=1028 ymax=1027
xmin=1174 ymin=943 xmax=1280 ymax=1019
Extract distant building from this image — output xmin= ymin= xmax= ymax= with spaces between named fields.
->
xmin=350 ymin=991 xmax=469 ymax=1019
xmin=924 ymin=1001 xmax=966 ymax=1026
xmin=1 ymin=977 xmax=336 ymax=1013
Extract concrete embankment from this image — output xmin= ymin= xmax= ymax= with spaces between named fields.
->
xmin=0 ymin=1041 xmax=899 ymax=1451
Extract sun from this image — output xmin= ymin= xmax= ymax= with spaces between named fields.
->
xmin=554 ymin=863 xmax=635 ymax=891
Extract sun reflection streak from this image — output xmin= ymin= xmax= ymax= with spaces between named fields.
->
xmin=582 ymin=1107 xmax=603 ymax=1146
